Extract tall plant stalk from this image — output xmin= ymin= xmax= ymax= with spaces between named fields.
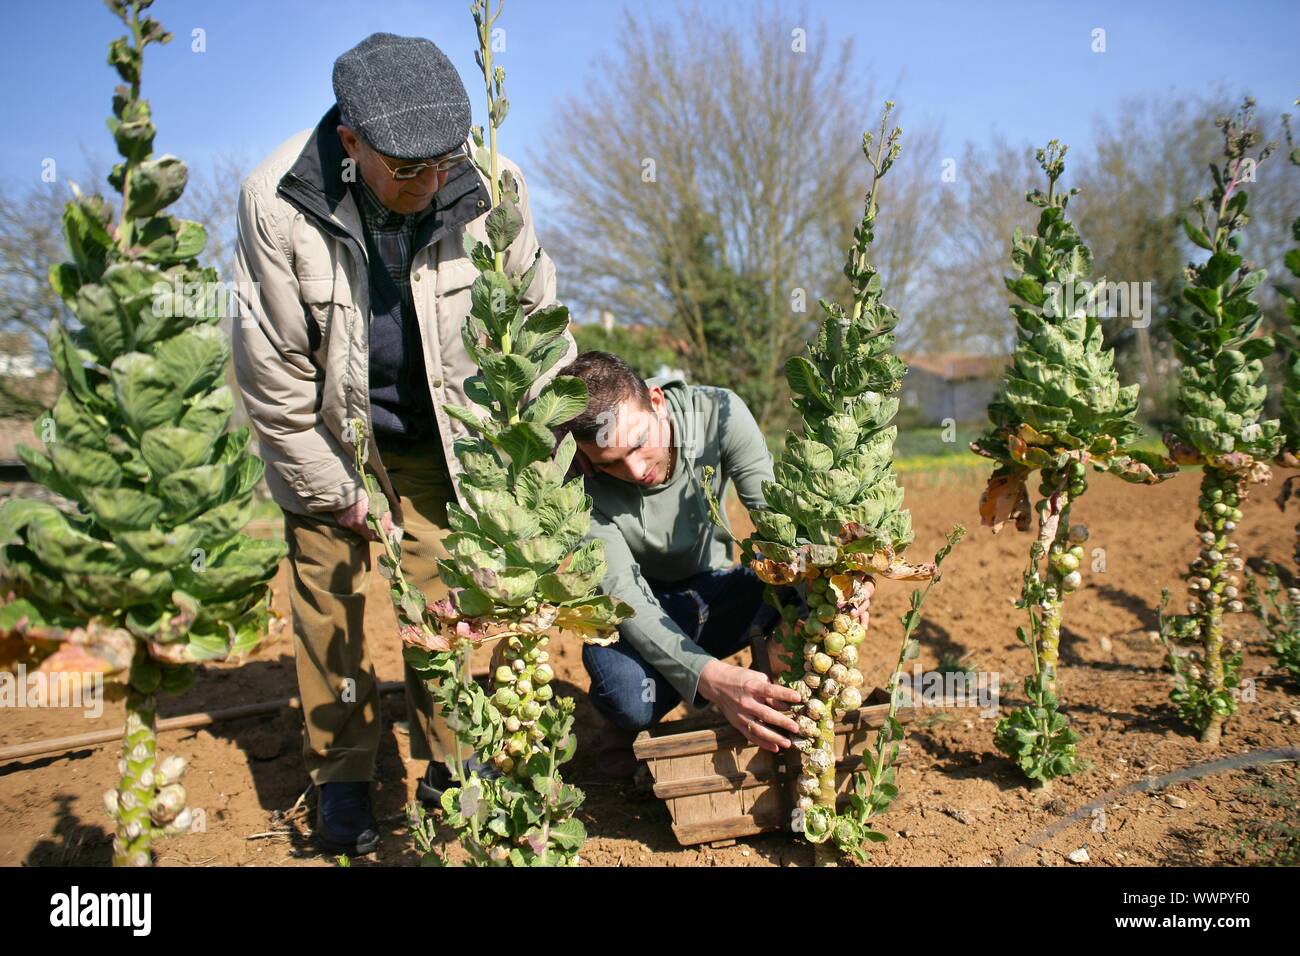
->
xmin=0 ymin=0 xmax=284 ymax=865
xmin=722 ymin=104 xmax=962 ymax=863
xmin=1160 ymin=99 xmax=1280 ymax=745
xmin=973 ymin=142 xmax=1173 ymax=785
xmin=360 ymin=0 xmax=629 ymax=866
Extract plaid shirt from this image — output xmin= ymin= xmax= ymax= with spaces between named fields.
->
xmin=351 ymin=177 xmax=438 ymax=444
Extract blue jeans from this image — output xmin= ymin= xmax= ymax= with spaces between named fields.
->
xmin=583 ymin=565 xmax=789 ymax=732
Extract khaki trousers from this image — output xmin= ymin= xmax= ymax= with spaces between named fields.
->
xmin=283 ymin=438 xmax=456 ymax=784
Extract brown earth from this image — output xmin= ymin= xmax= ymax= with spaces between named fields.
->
xmin=2 ymin=467 xmax=1298 ymax=867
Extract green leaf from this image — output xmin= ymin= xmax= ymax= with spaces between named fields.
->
xmin=523 ymin=375 xmax=587 ymax=428
xmin=112 ymin=351 xmax=184 ymax=434
xmin=125 ymin=155 xmax=188 ymax=219
xmin=785 ymin=356 xmax=830 ymax=408
xmin=83 ymin=486 xmax=164 ymax=531
xmin=484 ymin=199 xmax=524 ymax=253
xmin=1182 ymin=218 xmax=1213 ymax=251
xmin=153 ymin=325 xmax=229 ymax=397
xmin=74 ymin=283 xmax=133 ymax=360
xmin=178 ymin=386 xmax=234 ymax=437
xmin=497 ymin=421 xmax=557 ymax=473
xmin=522 ymin=305 xmax=570 ymax=337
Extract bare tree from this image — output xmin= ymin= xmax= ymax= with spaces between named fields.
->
xmin=535 ymin=2 xmax=938 ymax=430
xmin=922 ymin=137 xmax=1040 ymax=355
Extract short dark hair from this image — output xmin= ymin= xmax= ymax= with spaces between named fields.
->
xmin=556 ymin=351 xmax=651 ymax=442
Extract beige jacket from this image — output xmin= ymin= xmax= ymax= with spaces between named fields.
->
xmin=232 ymin=106 xmax=573 ymax=521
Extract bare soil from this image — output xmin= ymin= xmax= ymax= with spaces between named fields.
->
xmin=2 ymin=467 xmax=1298 ymax=867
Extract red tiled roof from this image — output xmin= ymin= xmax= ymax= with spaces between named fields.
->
xmin=903 ymin=352 xmax=1007 ymax=381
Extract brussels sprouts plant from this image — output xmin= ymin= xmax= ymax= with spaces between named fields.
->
xmin=358 ymin=0 xmax=629 ymax=866
xmin=1158 ymin=99 xmax=1281 ymax=745
xmin=971 ymin=142 xmax=1174 ymax=784
xmin=0 ymin=0 xmax=285 ymax=866
xmin=724 ymin=104 xmax=963 ymax=864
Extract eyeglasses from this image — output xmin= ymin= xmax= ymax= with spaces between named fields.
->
xmin=375 ymin=146 xmax=468 ymax=180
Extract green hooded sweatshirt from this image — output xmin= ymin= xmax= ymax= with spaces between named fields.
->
xmin=584 ymin=377 xmax=774 ymax=705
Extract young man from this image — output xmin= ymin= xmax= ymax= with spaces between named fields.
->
xmin=232 ymin=32 xmax=572 ymax=854
xmin=556 ymin=352 xmax=873 ymax=774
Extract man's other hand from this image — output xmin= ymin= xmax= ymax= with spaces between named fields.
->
xmin=698 ymin=660 xmax=802 ymax=752
xmin=334 ymin=493 xmax=394 ymax=542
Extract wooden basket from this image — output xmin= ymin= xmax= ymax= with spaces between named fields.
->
xmin=631 ymin=686 xmax=911 ymax=846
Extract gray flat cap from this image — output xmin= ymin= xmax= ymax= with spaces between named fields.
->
xmin=332 ymin=32 xmax=471 ymax=160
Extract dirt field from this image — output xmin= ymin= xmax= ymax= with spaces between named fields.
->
xmin=2 ymin=466 xmax=1298 ymax=867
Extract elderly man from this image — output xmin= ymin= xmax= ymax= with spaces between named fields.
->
xmin=232 ymin=32 xmax=572 ymax=855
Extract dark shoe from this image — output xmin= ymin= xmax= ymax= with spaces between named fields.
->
xmin=314 ymin=781 xmax=380 ymax=855
xmin=417 ymin=755 xmax=501 ymax=807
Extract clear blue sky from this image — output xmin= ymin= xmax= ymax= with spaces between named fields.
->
xmin=1 ymin=0 xmax=1296 ymax=212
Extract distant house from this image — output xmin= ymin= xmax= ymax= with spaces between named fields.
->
xmin=0 ymin=333 xmax=37 ymax=378
xmin=900 ymin=352 xmax=1007 ymax=425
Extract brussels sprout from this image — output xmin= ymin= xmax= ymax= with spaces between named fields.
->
xmin=824 ymin=633 xmax=846 ymax=655
xmin=522 ymin=700 xmax=543 ymax=721
xmin=812 ymin=652 xmax=834 ymax=674
xmin=805 ymin=697 xmax=826 ymax=721
xmin=165 ymin=807 xmax=194 ymax=836
xmin=494 ymin=687 xmax=520 ymax=710
xmin=1061 ymin=571 xmax=1082 ymax=591
xmin=837 ymin=645 xmax=859 ymax=667
xmin=845 ymin=622 xmax=866 ymax=645
xmin=533 ymin=663 xmax=554 ymax=685
xmin=807 ymin=748 xmax=833 ymax=774
xmin=534 ymin=683 xmax=554 ymax=701
xmin=495 ymin=665 xmax=515 ymax=684
xmin=158 ymin=755 xmax=186 ymax=786
xmin=1052 ymin=552 xmax=1080 ymax=573
xmin=837 ymin=686 xmax=863 ymax=711
xmin=803 ymin=672 xmax=822 ymax=691
xmin=844 ymin=668 xmax=864 ymax=688
xmin=504 ymin=716 xmax=521 ymax=733
xmin=797 ymin=774 xmax=820 ymax=795
xmin=804 ymin=808 xmax=830 ymax=837
xmin=797 ymin=715 xmax=819 ymax=738
xmin=822 ymin=678 xmax=841 ymax=698
xmin=828 ymin=663 xmax=849 ymax=684
xmin=515 ymin=678 xmax=534 ymax=696
xmin=832 ymin=614 xmax=853 ymax=635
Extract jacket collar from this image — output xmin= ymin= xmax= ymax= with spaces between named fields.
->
xmin=278 ymin=104 xmax=491 ymax=250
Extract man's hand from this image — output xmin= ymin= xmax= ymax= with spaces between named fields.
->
xmin=333 ymin=493 xmax=395 ymax=542
xmin=848 ymin=574 xmax=877 ymax=628
xmin=698 ymin=659 xmax=802 ymax=752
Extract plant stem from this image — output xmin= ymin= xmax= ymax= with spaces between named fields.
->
xmin=113 ymin=686 xmax=157 ymax=866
